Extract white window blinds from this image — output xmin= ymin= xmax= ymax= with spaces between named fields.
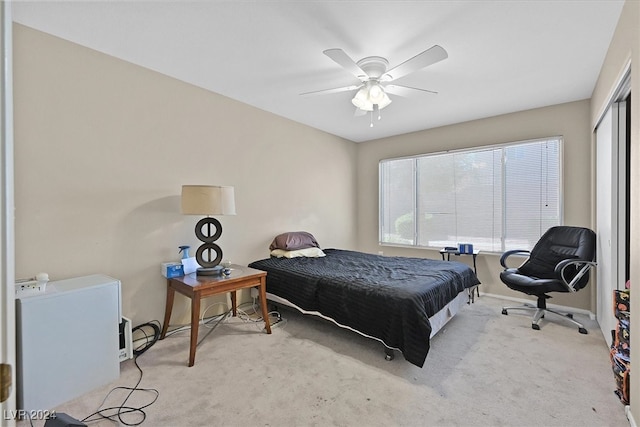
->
xmin=379 ymin=137 xmax=562 ymax=252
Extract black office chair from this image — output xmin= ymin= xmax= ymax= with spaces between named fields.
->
xmin=500 ymin=226 xmax=597 ymax=333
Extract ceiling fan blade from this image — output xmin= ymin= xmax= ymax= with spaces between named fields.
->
xmin=300 ymin=84 xmax=361 ymax=97
xmin=384 ymin=84 xmax=438 ymax=97
xmin=382 ymin=45 xmax=448 ymax=82
xmin=323 ymin=48 xmax=369 ymax=81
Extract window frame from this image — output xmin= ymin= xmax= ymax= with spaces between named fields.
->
xmin=378 ymin=136 xmax=564 ymax=254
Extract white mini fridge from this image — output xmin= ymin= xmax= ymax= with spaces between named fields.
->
xmin=16 ymin=274 xmax=122 ymax=412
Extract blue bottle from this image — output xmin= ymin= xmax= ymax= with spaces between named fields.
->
xmin=178 ymin=245 xmax=191 ymax=259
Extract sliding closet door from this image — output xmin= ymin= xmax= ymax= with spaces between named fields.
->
xmin=596 ymin=97 xmax=629 ymax=346
xmin=596 ymin=108 xmax=616 ymax=345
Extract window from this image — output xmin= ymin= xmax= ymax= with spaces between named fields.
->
xmin=379 ymin=137 xmax=562 ymax=253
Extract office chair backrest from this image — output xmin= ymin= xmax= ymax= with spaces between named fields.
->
xmin=518 ymin=226 xmax=596 ymax=288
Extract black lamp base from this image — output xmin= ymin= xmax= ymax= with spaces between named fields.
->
xmin=196 ymin=265 xmax=223 ymax=276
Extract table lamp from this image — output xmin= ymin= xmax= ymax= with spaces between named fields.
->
xmin=181 ymin=185 xmax=236 ymax=275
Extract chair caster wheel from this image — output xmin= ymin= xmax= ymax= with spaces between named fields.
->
xmin=501 ymin=309 xmax=508 ymax=315
xmin=579 ymin=327 xmax=588 ymax=334
xmin=532 ymin=324 xmax=540 ymax=330
xmin=567 ymin=313 xmax=574 ymax=319
xmin=384 ymin=348 xmax=394 ymax=361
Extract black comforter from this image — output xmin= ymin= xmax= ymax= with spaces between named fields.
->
xmin=248 ymin=249 xmax=480 ymax=367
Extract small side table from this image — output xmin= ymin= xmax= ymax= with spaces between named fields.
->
xmin=160 ymin=265 xmax=271 ymax=367
xmin=440 ymin=248 xmax=481 ymax=303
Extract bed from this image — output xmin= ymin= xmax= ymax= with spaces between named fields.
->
xmin=248 ymin=243 xmax=480 ymax=367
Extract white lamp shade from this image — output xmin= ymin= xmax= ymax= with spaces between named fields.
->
xmin=181 ymin=185 xmax=236 ymax=215
xmin=351 ymin=87 xmax=372 ymax=110
xmin=377 ymin=91 xmax=392 ymax=109
xmin=368 ymin=83 xmax=385 ymax=103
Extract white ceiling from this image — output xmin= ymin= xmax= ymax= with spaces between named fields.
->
xmin=11 ymin=1 xmax=625 ymax=143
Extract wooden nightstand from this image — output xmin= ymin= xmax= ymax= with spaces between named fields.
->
xmin=160 ymin=265 xmax=271 ymax=367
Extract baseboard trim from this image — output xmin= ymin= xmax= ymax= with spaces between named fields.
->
xmin=626 ymin=405 xmax=636 ymax=427
xmin=482 ymin=292 xmax=596 ymax=320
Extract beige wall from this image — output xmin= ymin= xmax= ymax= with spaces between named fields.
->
xmin=590 ymin=0 xmax=640 ymax=421
xmin=356 ymin=100 xmax=593 ymax=310
xmin=12 ymin=24 xmax=357 ymax=327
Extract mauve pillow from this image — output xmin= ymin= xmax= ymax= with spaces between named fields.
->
xmin=269 ymin=231 xmax=320 ymax=251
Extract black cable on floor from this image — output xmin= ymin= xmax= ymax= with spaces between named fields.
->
xmin=80 ymin=321 xmax=161 ymax=426
xmin=132 ymin=321 xmax=161 ymax=356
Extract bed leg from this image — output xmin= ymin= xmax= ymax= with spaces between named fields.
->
xmin=384 ymin=347 xmax=394 ymax=361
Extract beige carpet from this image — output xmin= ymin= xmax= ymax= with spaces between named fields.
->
xmin=20 ymin=295 xmax=629 ymax=427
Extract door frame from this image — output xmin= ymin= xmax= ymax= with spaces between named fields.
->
xmin=1 ymin=1 xmax=16 ymax=424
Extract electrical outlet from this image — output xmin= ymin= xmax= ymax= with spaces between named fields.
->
xmin=250 ymin=287 xmax=259 ymax=298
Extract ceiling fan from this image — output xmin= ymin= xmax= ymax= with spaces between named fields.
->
xmin=301 ymin=45 xmax=448 ymax=125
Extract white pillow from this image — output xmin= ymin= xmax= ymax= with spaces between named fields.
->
xmin=270 ymin=247 xmax=326 ymax=258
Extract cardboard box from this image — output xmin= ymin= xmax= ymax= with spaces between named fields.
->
xmin=161 ymin=262 xmax=184 ymax=278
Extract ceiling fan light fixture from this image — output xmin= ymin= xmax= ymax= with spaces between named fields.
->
xmin=352 ymin=82 xmax=391 ymax=112
xmin=352 ymin=86 xmax=373 ymax=111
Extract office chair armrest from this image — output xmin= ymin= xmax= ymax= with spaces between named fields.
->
xmin=500 ymin=250 xmax=530 ymax=269
xmin=555 ymin=259 xmax=598 ymax=292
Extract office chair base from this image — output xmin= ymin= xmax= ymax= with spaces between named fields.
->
xmin=501 ymin=303 xmax=588 ymax=334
